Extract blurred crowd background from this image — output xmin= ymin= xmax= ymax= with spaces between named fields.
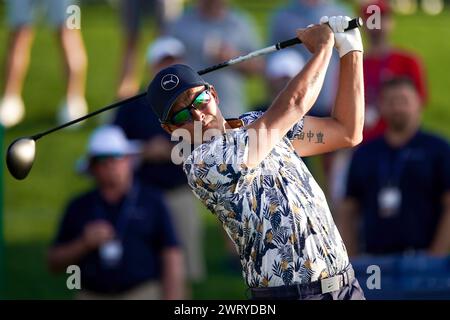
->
xmin=0 ymin=0 xmax=449 ymax=299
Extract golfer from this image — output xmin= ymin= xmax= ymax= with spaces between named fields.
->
xmin=147 ymin=16 xmax=365 ymax=300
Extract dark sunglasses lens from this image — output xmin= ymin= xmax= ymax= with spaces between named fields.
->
xmin=170 ymin=89 xmax=211 ymax=125
xmin=172 ymin=109 xmax=191 ymax=125
xmin=193 ymin=90 xmax=211 ymax=109
xmin=91 ymin=154 xmax=124 ymax=164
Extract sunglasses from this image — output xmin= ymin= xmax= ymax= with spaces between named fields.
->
xmin=165 ymin=87 xmax=212 ymax=126
xmin=90 ymin=154 xmax=126 ymax=164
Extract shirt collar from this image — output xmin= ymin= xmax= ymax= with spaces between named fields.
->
xmin=225 ymin=118 xmax=244 ymax=129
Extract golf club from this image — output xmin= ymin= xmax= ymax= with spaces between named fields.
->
xmin=6 ymin=17 xmax=362 ymax=180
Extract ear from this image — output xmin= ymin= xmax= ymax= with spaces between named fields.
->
xmin=210 ymin=85 xmax=220 ymax=106
xmin=161 ymin=123 xmax=173 ymax=135
xmin=87 ymin=162 xmax=96 ymax=176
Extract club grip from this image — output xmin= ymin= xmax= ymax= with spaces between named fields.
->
xmin=276 ymin=17 xmax=363 ymax=50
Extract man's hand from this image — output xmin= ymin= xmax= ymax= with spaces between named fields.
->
xmin=82 ymin=220 xmax=116 ymax=250
xmin=244 ymin=22 xmax=333 ymax=168
xmin=48 ymin=220 xmax=115 ymax=273
xmin=296 ymin=24 xmax=334 ymax=54
xmin=292 ymin=16 xmax=364 ymax=157
xmin=320 ymin=16 xmax=363 ymax=58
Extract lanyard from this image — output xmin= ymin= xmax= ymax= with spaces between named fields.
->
xmin=94 ymin=182 xmax=140 ymax=239
xmin=378 ymin=147 xmax=412 ymax=187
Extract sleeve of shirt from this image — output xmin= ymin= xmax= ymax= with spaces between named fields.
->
xmin=437 ymin=139 xmax=450 ymax=192
xmin=154 ymin=194 xmax=180 ymax=248
xmin=240 ymin=110 xmax=304 ymax=141
xmin=346 ymin=149 xmax=363 ymax=199
xmin=52 ymin=198 xmax=83 ymax=246
xmin=112 ymin=103 xmax=131 ymax=134
xmin=285 ymin=118 xmax=305 ymax=140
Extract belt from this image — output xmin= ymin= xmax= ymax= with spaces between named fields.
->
xmin=250 ymin=266 xmax=355 ymax=299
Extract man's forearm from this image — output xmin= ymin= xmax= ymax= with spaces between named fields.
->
xmin=271 ymin=45 xmax=333 ymax=123
xmin=162 ymin=248 xmax=185 ymax=299
xmin=336 ymin=198 xmax=360 ymax=257
xmin=244 ymin=25 xmax=334 ymax=168
xmin=251 ymin=45 xmax=332 ymax=138
xmin=246 ymin=46 xmax=333 ymax=168
xmin=332 ymin=52 xmax=364 ymax=145
xmin=47 ymin=238 xmax=89 ymax=273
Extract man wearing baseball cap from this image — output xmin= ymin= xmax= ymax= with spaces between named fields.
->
xmin=147 ymin=16 xmax=365 ymax=300
xmin=360 ymin=0 xmax=428 ymax=142
xmin=48 ymin=125 xmax=184 ymax=299
xmin=113 ymin=36 xmax=207 ymax=298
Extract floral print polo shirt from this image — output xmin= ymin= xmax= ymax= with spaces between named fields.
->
xmin=183 ymin=111 xmax=349 ymax=288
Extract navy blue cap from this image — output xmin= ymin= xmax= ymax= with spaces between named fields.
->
xmin=146 ymin=64 xmax=208 ymax=122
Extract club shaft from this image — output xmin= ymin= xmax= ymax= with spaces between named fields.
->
xmin=198 ymin=17 xmax=362 ymax=74
xmin=32 ymin=93 xmax=146 ymax=140
xmin=198 ymin=45 xmax=277 ymax=75
xmin=31 ymin=17 xmax=362 ymax=140
xmin=276 ymin=17 xmax=362 ymax=50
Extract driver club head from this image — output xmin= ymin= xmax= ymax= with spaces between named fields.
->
xmin=6 ymin=137 xmax=36 ymax=180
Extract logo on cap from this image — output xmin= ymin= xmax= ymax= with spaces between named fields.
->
xmin=161 ymin=74 xmax=179 ymax=91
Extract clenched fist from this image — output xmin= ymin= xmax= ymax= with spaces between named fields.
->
xmin=296 ymin=24 xmax=334 ymax=54
xmin=320 ymin=16 xmax=363 ymax=58
xmin=82 ymin=220 xmax=116 ymax=250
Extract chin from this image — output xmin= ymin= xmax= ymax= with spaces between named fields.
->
xmin=203 ymin=117 xmax=218 ymax=129
xmin=389 ymin=121 xmax=409 ymax=132
xmin=203 ymin=121 xmax=214 ymax=130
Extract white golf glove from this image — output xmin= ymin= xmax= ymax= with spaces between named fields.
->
xmin=320 ymin=16 xmax=363 ymax=58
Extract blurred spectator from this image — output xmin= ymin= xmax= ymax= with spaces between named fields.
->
xmin=329 ymin=0 xmax=430 ymax=210
xmin=269 ymin=0 xmax=350 ymax=117
xmin=337 ymin=78 xmax=450 ymax=257
xmin=113 ymin=36 xmax=206 ymax=298
xmin=167 ymin=0 xmax=263 ymax=118
xmin=116 ymin=0 xmax=185 ymax=99
xmin=47 ymin=125 xmax=184 ymax=299
xmin=0 ymin=0 xmax=88 ymax=127
xmin=252 ymin=49 xmax=306 ymax=111
xmin=146 ymin=36 xmax=186 ymax=74
xmin=361 ymin=0 xmax=428 ymax=142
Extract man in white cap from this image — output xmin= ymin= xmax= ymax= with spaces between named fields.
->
xmin=146 ymin=36 xmax=186 ymax=75
xmin=47 ymin=125 xmax=184 ymax=299
xmin=252 ymin=49 xmax=306 ymax=112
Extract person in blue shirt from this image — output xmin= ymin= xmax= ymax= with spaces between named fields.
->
xmin=113 ymin=37 xmax=206 ymax=298
xmin=47 ymin=125 xmax=184 ymax=299
xmin=337 ymin=77 xmax=450 ymax=257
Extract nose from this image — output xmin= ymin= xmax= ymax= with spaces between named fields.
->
xmin=191 ymin=108 xmax=205 ymax=121
xmin=102 ymin=157 xmax=121 ymax=169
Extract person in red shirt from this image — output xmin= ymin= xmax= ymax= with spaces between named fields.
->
xmin=361 ymin=0 xmax=428 ymax=142
xmin=327 ymin=0 xmax=428 ymax=209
